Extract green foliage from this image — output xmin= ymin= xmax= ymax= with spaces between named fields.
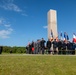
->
xmin=3 ymin=46 xmax=11 ymax=53
xmin=2 ymin=46 xmax=26 ymax=53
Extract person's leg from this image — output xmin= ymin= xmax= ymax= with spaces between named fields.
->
xmin=42 ymin=48 xmax=44 ymax=54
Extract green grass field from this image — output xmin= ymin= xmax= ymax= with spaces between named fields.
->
xmin=0 ymin=54 xmax=76 ymax=75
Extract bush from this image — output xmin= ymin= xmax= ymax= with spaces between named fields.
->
xmin=2 ymin=46 xmax=26 ymax=53
xmin=3 ymin=46 xmax=11 ymax=53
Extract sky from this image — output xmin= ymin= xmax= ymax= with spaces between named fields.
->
xmin=0 ymin=0 xmax=76 ymax=46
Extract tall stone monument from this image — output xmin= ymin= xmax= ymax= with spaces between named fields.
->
xmin=47 ymin=9 xmax=58 ymax=39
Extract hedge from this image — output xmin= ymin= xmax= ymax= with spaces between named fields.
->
xmin=2 ymin=46 xmax=26 ymax=53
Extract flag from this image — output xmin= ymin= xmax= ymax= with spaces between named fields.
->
xmin=50 ymin=29 xmax=53 ymax=38
xmin=64 ymin=32 xmax=67 ymax=40
xmin=60 ymin=32 xmax=62 ymax=37
xmin=60 ymin=32 xmax=62 ymax=40
xmin=73 ymin=33 xmax=76 ymax=38
xmin=73 ymin=33 xmax=76 ymax=43
xmin=67 ymin=34 xmax=69 ymax=40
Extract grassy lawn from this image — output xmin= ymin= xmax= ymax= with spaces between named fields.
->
xmin=0 ymin=54 xmax=76 ymax=75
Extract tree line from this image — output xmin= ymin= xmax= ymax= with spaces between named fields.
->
xmin=2 ymin=46 xmax=26 ymax=53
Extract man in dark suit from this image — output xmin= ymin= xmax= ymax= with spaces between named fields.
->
xmin=40 ymin=38 xmax=46 ymax=54
xmin=58 ymin=40 xmax=62 ymax=54
xmin=46 ymin=39 xmax=51 ymax=54
xmin=62 ymin=41 xmax=67 ymax=55
xmin=53 ymin=39 xmax=58 ymax=54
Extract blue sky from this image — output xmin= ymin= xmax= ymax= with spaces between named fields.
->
xmin=0 ymin=0 xmax=76 ymax=46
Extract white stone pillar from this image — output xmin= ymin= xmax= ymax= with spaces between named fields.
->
xmin=47 ymin=9 xmax=58 ymax=39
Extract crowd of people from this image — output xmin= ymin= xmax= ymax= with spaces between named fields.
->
xmin=0 ymin=32 xmax=76 ymax=55
xmin=26 ymin=36 xmax=76 ymax=55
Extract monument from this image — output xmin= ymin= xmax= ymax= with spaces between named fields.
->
xmin=47 ymin=9 xmax=58 ymax=39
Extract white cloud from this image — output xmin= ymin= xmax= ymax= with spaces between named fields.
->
xmin=5 ymin=4 xmax=21 ymax=12
xmin=0 ymin=0 xmax=28 ymax=16
xmin=8 ymin=28 xmax=13 ymax=31
xmin=0 ymin=28 xmax=13 ymax=39
xmin=2 ymin=0 xmax=14 ymax=4
xmin=0 ymin=20 xmax=2 ymax=25
xmin=22 ymin=13 xmax=28 ymax=16
xmin=43 ymin=26 xmax=47 ymax=29
xmin=0 ymin=29 xmax=13 ymax=38
xmin=0 ymin=0 xmax=22 ymax=12
xmin=0 ymin=18 xmax=13 ymax=39
xmin=7 ymin=0 xmax=14 ymax=3
xmin=0 ymin=18 xmax=5 ymax=25
xmin=4 ymin=24 xmax=11 ymax=27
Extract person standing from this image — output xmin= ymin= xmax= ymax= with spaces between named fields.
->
xmin=58 ymin=40 xmax=62 ymax=54
xmin=53 ymin=39 xmax=58 ymax=54
xmin=31 ymin=41 xmax=35 ymax=54
xmin=38 ymin=40 xmax=41 ymax=54
xmin=46 ymin=39 xmax=51 ymax=54
xmin=62 ymin=41 xmax=67 ymax=55
xmin=34 ymin=41 xmax=38 ymax=54
xmin=40 ymin=38 xmax=46 ymax=54
xmin=0 ymin=46 xmax=3 ymax=54
xmin=28 ymin=43 xmax=32 ymax=54
xmin=26 ymin=45 xmax=29 ymax=54
xmin=36 ymin=40 xmax=41 ymax=54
